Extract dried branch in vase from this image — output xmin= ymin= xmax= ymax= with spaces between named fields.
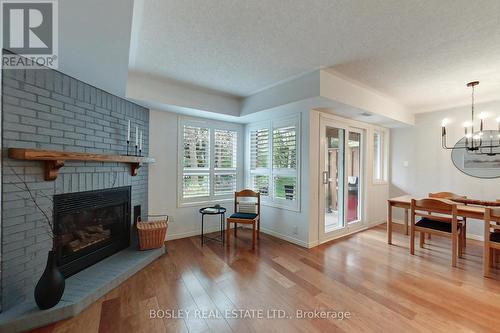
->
xmin=8 ymin=164 xmax=57 ymax=249
xmin=110 ymin=171 xmax=118 ymax=188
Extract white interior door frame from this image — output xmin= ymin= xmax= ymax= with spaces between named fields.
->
xmin=318 ymin=114 xmax=367 ymax=244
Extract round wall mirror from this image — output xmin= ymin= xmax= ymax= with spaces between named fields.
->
xmin=451 ymin=130 xmax=500 ymax=179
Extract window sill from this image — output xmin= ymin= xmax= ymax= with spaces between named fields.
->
xmin=178 ymin=198 xmax=233 ymax=209
xmin=261 ymin=200 xmax=301 ymax=212
xmin=372 ymin=180 xmax=388 ymax=186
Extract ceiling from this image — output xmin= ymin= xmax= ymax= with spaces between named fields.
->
xmin=130 ymin=0 xmax=500 ymax=113
xmin=59 ymin=0 xmax=134 ymax=97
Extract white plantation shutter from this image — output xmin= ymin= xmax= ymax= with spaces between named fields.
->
xmin=251 ymin=174 xmax=269 ymax=196
xmin=214 ymin=130 xmax=237 ymax=169
xmin=214 ymin=129 xmax=237 ymax=195
xmin=250 ymin=128 xmax=269 ymax=170
xmin=214 ymin=174 xmax=236 ymax=195
xmin=272 ymin=124 xmax=297 ymax=202
xmin=246 ymin=116 xmax=300 ymax=210
xmin=273 ymin=176 xmax=297 ymax=201
xmin=179 ymin=120 xmax=241 ymax=204
xmin=183 ymin=175 xmax=210 ymax=198
xmin=182 ymin=125 xmax=210 ymax=199
xmin=273 ymin=126 xmax=297 ymax=169
xmin=183 ymin=126 xmax=209 ymax=169
xmin=249 ymin=127 xmax=270 ymax=197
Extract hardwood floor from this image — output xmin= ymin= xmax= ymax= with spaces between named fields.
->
xmin=31 ymin=224 xmax=500 ymax=333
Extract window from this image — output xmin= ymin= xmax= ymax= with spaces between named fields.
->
xmin=249 ymin=128 xmax=270 ymax=196
xmin=373 ymin=128 xmax=387 ymax=183
xmin=183 ymin=126 xmax=210 ymax=197
xmin=214 ymin=129 xmax=237 ymax=195
xmin=247 ymin=116 xmax=300 ymax=211
xmin=272 ymin=125 xmax=297 ymax=201
xmin=179 ymin=119 xmax=240 ymax=205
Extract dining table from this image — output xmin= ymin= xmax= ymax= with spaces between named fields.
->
xmin=387 ymin=195 xmax=500 ymax=245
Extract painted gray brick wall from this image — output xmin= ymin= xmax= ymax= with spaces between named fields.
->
xmin=1 ymin=67 xmax=149 ymax=311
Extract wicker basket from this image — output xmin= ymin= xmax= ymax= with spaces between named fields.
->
xmin=136 ymin=215 xmax=168 ymax=250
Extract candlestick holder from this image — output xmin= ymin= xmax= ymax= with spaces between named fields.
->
xmin=126 ymin=140 xmax=130 ymax=156
xmin=139 ymin=148 xmax=142 ymax=157
xmin=135 ymin=145 xmax=138 ymax=157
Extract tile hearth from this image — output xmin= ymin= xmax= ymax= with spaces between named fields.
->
xmin=0 ymin=247 xmax=164 ymax=333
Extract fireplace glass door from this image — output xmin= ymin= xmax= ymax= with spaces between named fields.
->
xmin=54 ymin=186 xmax=131 ymax=277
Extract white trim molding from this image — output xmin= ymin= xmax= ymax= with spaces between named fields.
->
xmin=245 ymin=114 xmax=302 ymax=212
xmin=177 ymin=116 xmax=244 ymax=207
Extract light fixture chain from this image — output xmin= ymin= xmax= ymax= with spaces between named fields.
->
xmin=471 ymin=84 xmax=474 ymax=134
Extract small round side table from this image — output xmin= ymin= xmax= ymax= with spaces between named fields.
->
xmin=199 ymin=206 xmax=226 ymax=246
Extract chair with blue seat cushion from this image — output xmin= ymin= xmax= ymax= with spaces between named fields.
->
xmin=428 ymin=192 xmax=468 ymax=247
xmin=483 ymin=207 xmax=500 ymax=277
xmin=410 ymin=198 xmax=464 ymax=267
xmin=230 ymin=212 xmax=258 ymax=220
xmin=415 ymin=217 xmax=462 ymax=233
xmin=226 ymin=189 xmax=260 ymax=250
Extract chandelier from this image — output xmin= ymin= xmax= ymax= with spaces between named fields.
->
xmin=441 ymin=81 xmax=500 ymax=156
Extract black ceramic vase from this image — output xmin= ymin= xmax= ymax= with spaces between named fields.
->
xmin=34 ymin=250 xmax=65 ymax=310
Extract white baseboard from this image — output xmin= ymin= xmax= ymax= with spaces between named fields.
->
xmin=166 ymin=224 xmax=312 ymax=248
xmin=391 ymin=218 xmax=405 ymax=225
xmin=368 ymin=219 xmax=386 ymax=227
xmin=166 ymin=220 xmax=486 ymax=246
xmin=318 ymin=224 xmax=373 ymax=245
xmin=259 ymin=227 xmax=311 ymax=248
xmin=307 ymin=239 xmax=320 ymax=248
xmin=166 ymin=225 xmax=224 ymax=241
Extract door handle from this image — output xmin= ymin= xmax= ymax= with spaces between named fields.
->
xmin=322 ymin=171 xmax=329 ymax=184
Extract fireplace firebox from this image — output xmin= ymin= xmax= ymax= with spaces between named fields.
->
xmin=53 ymin=186 xmax=131 ymax=277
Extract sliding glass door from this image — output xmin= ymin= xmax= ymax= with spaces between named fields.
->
xmin=347 ymin=129 xmax=362 ymax=225
xmin=319 ymin=117 xmax=364 ymax=242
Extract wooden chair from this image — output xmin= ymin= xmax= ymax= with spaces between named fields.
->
xmin=429 ymin=192 xmax=468 ymax=246
xmin=411 ymin=198 xmax=464 ymax=267
xmin=226 ymin=189 xmax=261 ymax=250
xmin=483 ymin=207 xmax=500 ymax=277
xmin=428 ymin=192 xmax=466 ymax=200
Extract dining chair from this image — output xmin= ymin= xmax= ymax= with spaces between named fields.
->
xmin=411 ymin=198 xmax=464 ymax=267
xmin=428 ymin=192 xmax=466 ymax=200
xmin=226 ymin=189 xmax=261 ymax=250
xmin=483 ymin=207 xmax=500 ymax=277
xmin=428 ymin=192 xmax=468 ymax=247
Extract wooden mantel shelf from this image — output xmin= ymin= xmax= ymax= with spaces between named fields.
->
xmin=8 ymin=148 xmax=155 ymax=181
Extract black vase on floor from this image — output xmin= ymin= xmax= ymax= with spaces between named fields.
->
xmin=34 ymin=250 xmax=65 ymax=310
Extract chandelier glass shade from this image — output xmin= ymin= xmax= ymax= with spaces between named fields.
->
xmin=441 ymin=81 xmax=500 ymax=156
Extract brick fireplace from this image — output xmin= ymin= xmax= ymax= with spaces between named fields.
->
xmin=1 ymin=64 xmax=150 ymax=312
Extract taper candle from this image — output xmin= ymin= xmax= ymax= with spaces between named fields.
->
xmin=139 ymin=131 xmax=143 ymax=151
xmin=127 ymin=120 xmax=130 ymax=141
xmin=135 ymin=126 xmax=138 ymax=146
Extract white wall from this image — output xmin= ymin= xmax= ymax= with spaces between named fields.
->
xmin=320 ymin=69 xmax=414 ymax=126
xmin=149 ymin=107 xmax=313 ymax=247
xmin=390 ymin=100 xmax=500 ymax=238
xmin=59 ymin=0 xmax=134 ymax=96
xmin=240 ymin=71 xmax=320 ymax=116
xmin=128 ymin=72 xmax=242 ymax=117
xmin=149 ymin=107 xmax=390 ymax=247
xmin=244 ymin=110 xmax=312 ymax=247
xmin=148 ymin=110 xmax=244 ymax=240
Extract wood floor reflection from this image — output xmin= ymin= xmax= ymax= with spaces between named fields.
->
xmin=30 ymin=224 xmax=500 ymax=333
